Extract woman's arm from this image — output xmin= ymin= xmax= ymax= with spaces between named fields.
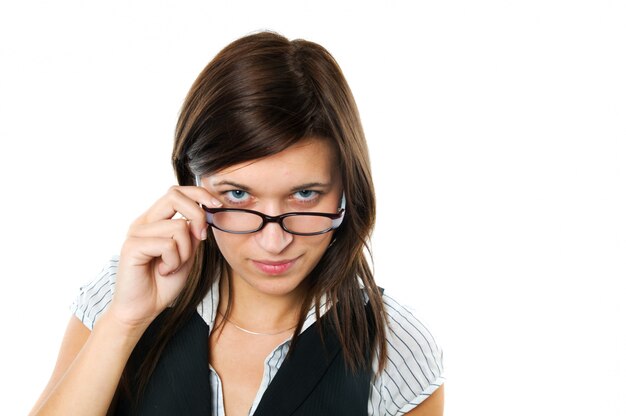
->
xmin=29 ymin=313 xmax=148 ymax=415
xmin=404 ymin=384 xmax=444 ymax=416
xmin=30 ymin=185 xmax=219 ymax=415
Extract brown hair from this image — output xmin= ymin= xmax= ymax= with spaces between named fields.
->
xmin=119 ymin=30 xmax=387 ymax=407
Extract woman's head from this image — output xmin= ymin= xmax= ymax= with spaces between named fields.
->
xmin=172 ymin=31 xmax=376 ymax=295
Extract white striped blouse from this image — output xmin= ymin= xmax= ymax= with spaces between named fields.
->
xmin=71 ymin=256 xmax=445 ymax=415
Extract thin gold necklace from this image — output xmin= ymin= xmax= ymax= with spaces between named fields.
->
xmin=218 ymin=311 xmax=297 ymax=336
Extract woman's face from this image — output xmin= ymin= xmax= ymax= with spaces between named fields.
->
xmin=198 ymin=137 xmax=343 ymax=299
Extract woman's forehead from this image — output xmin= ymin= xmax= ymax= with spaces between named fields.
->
xmin=206 ymin=138 xmax=341 ymax=191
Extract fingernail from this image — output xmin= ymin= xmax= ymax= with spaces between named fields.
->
xmin=210 ymin=198 xmax=222 ymax=207
xmin=201 ymin=227 xmax=207 ymax=240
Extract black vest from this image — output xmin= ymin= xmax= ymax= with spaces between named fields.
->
xmin=113 ymin=302 xmax=374 ymax=415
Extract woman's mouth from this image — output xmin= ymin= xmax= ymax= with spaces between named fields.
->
xmin=251 ymin=257 xmax=299 ymax=275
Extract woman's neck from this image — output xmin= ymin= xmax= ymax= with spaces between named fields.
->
xmin=218 ymin=272 xmax=306 ymax=333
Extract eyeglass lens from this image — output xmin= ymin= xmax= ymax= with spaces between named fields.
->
xmin=211 ymin=211 xmax=334 ymax=234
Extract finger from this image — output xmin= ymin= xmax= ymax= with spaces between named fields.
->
xmin=128 ymin=219 xmax=194 ymax=267
xmin=121 ymin=236 xmax=182 ymax=276
xmin=140 ymin=186 xmax=221 ymax=240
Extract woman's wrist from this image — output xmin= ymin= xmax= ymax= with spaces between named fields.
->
xmin=94 ymin=309 xmax=152 ymax=347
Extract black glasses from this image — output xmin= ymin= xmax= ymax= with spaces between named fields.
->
xmin=202 ymin=195 xmax=346 ymax=236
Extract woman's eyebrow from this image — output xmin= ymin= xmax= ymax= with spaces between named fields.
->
xmin=211 ymin=180 xmax=331 ymax=192
xmin=212 ymin=180 xmax=251 ymax=191
xmin=288 ymin=182 xmax=331 ymax=192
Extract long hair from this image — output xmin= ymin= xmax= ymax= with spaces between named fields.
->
xmin=119 ymin=30 xmax=387 ymax=407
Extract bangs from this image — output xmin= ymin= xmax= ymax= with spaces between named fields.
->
xmin=186 ymin=106 xmax=328 ymax=178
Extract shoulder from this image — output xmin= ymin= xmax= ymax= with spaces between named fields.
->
xmin=369 ymin=290 xmax=445 ymax=415
xmin=69 ymin=255 xmax=119 ymax=331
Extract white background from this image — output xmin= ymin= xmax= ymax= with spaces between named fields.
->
xmin=1 ymin=1 xmax=624 ymax=415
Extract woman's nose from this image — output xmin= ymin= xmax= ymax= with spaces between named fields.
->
xmin=254 ymin=221 xmax=294 ymax=254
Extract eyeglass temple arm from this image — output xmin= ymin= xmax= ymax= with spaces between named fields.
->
xmin=194 ymin=175 xmax=205 ymax=210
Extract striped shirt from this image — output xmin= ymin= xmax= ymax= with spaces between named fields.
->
xmin=71 ymin=256 xmax=445 ymax=415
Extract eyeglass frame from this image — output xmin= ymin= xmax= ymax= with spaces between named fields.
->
xmin=194 ymin=175 xmax=346 ymax=236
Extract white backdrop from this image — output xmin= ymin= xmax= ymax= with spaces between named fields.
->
xmin=1 ymin=1 xmax=624 ymax=415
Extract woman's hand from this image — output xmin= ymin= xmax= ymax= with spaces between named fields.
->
xmin=106 ymin=185 xmax=222 ymax=331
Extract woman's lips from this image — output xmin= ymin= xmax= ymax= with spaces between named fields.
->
xmin=251 ymin=257 xmax=299 ymax=275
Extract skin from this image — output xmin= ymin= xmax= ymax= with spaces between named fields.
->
xmin=29 ymin=137 xmax=444 ymax=415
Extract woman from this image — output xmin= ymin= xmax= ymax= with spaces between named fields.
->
xmin=31 ymin=31 xmax=444 ymax=415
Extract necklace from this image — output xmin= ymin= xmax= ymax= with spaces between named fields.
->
xmin=218 ymin=311 xmax=297 ymax=336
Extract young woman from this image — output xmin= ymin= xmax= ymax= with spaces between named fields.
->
xmin=31 ymin=31 xmax=444 ymax=416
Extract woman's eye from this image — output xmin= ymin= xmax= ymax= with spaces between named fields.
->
xmin=293 ymin=190 xmax=319 ymax=202
xmin=224 ymin=190 xmax=250 ymax=204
